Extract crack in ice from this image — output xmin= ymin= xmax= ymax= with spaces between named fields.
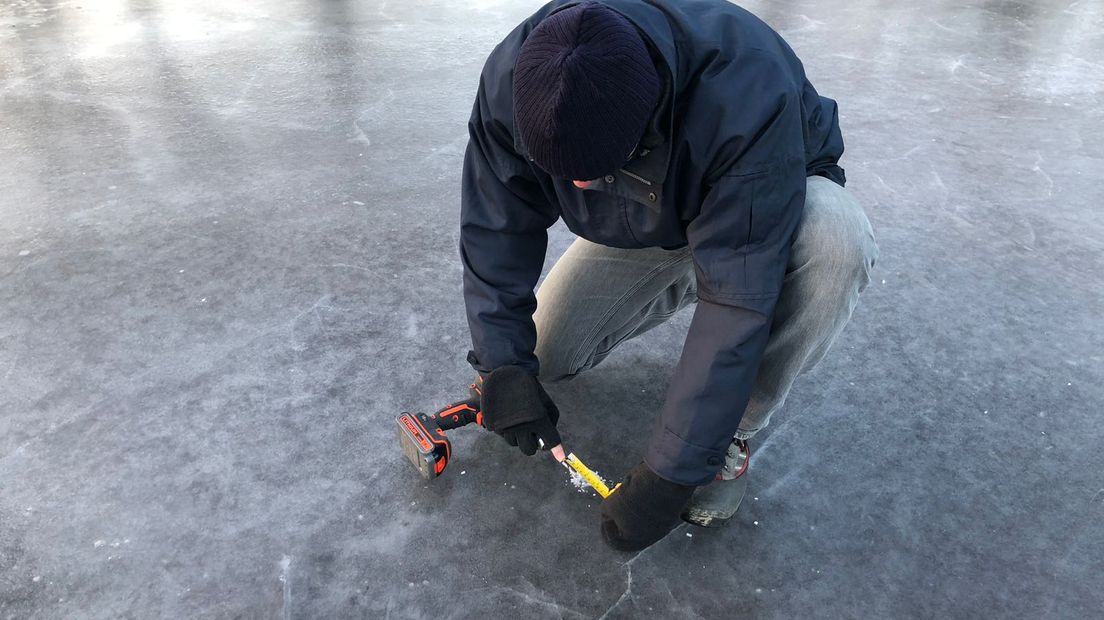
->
xmin=597 ymin=562 xmax=634 ymax=620
xmin=596 ymin=528 xmax=682 ymax=620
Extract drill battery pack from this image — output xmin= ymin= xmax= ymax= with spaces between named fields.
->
xmin=396 ymin=411 xmax=450 ymax=479
xmin=396 ymin=395 xmax=480 ymax=480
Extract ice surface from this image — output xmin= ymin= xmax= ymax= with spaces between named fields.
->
xmin=1 ymin=0 xmax=1102 ymax=617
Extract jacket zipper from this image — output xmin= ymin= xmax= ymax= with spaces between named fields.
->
xmin=618 ymin=168 xmax=653 ymax=186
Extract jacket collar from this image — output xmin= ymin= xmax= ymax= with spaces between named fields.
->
xmin=512 ymin=0 xmax=677 ymax=185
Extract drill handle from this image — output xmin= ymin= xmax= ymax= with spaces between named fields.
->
xmin=433 ymin=383 xmax=483 ymax=431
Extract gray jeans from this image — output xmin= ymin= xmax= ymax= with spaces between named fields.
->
xmin=533 ymin=175 xmax=878 ymax=439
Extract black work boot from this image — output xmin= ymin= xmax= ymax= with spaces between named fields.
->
xmin=681 ymin=438 xmax=749 ymax=527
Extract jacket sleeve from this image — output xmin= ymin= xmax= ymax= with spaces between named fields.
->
xmin=460 ymin=73 xmax=559 ymax=377
xmin=644 ymin=86 xmax=808 ymax=486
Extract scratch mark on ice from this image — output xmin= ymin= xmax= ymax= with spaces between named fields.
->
xmin=279 ymin=555 xmax=292 ymax=620
xmin=928 ymin=18 xmax=967 ymax=35
xmin=779 ymin=14 xmax=822 ymax=36
xmin=288 ymin=295 xmax=331 ymax=328
xmin=1032 ymin=152 xmax=1054 ymax=197
xmin=328 ymin=263 xmax=372 ymax=272
xmin=468 ymin=581 xmax=584 ymax=618
xmin=887 ymin=144 xmax=923 ymax=161
xmin=871 ymin=172 xmax=896 ymax=196
xmin=352 ymin=119 xmax=372 ymax=146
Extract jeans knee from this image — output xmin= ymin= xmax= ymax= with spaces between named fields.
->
xmin=798 ymin=193 xmax=878 ymax=290
xmin=536 ymin=363 xmax=573 ymax=384
xmin=534 ymin=338 xmax=579 ymax=383
xmin=834 ymin=226 xmax=877 ymax=293
xmin=837 ymin=223 xmax=877 ymax=287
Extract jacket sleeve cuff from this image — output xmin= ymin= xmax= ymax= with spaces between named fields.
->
xmin=466 ymin=350 xmax=539 ymax=378
xmin=644 ymin=425 xmax=728 ymax=487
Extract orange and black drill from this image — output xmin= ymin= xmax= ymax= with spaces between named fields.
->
xmin=396 ymin=384 xmax=483 ymax=480
xmin=397 ymin=385 xmax=620 ymax=498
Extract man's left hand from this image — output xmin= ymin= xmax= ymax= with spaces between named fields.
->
xmin=600 ymin=462 xmax=695 ymax=552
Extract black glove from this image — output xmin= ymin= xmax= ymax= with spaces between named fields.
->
xmin=600 ymin=462 xmax=695 ymax=552
xmin=479 ymin=365 xmax=561 ymax=456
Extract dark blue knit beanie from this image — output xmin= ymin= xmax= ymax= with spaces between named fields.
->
xmin=513 ymin=2 xmax=660 ymax=180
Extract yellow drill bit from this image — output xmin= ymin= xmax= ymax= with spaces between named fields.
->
xmin=562 ymin=452 xmax=621 ymax=498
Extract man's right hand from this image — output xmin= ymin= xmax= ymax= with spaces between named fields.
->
xmin=479 ymin=365 xmax=562 ymax=456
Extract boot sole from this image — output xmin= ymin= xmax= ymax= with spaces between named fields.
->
xmin=680 ymin=510 xmax=734 ymax=528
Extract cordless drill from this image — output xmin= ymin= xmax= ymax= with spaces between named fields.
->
xmin=396 ymin=384 xmax=621 ymax=497
xmin=395 ymin=384 xmax=483 ymax=480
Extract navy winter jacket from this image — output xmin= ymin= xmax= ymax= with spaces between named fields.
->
xmin=460 ymin=0 xmax=845 ymax=485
